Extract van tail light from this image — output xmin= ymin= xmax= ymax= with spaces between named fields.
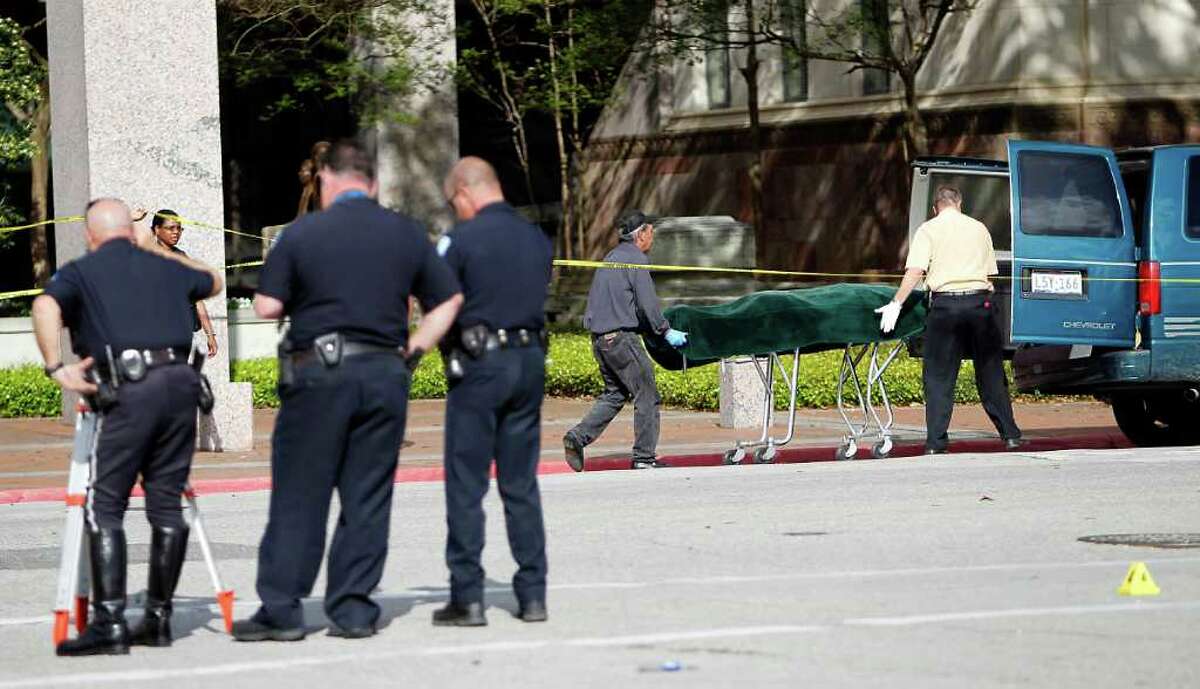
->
xmin=1138 ymin=261 xmax=1161 ymax=316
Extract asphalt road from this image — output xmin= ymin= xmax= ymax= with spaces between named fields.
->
xmin=0 ymin=447 xmax=1197 ymax=688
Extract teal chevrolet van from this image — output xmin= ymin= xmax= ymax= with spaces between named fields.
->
xmin=909 ymin=141 xmax=1200 ymax=446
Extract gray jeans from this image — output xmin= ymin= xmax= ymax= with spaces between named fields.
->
xmin=568 ymin=331 xmax=661 ymax=461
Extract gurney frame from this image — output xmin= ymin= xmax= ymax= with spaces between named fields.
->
xmin=721 ymin=340 xmax=905 ymax=464
xmin=721 ymin=348 xmax=801 ymax=465
xmin=833 ymin=341 xmax=905 ymax=460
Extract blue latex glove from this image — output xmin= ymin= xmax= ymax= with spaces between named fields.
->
xmin=664 ymin=328 xmax=688 ymax=348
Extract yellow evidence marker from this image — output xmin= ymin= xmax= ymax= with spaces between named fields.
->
xmin=1117 ymin=562 xmax=1161 ymax=597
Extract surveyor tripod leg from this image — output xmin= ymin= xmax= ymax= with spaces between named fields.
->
xmin=183 ymin=486 xmax=235 ymax=633
xmin=52 ymin=409 xmax=97 ymax=646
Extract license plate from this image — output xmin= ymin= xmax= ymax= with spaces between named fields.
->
xmin=1030 ymin=270 xmax=1083 ymax=296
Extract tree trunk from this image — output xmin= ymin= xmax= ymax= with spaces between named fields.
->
xmin=545 ymin=2 xmax=572 ymax=259
xmin=28 ymin=90 xmax=51 ymax=286
xmin=738 ymin=0 xmax=766 ymax=267
xmin=899 ymin=69 xmax=928 ymax=163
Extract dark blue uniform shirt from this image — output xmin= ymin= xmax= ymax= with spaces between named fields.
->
xmin=43 ymin=239 xmax=213 ymax=358
xmin=258 ymin=196 xmax=460 ymax=349
xmin=440 ymin=202 xmax=552 ymax=330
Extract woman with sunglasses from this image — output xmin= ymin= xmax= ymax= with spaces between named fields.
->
xmin=145 ymin=209 xmax=218 ymax=358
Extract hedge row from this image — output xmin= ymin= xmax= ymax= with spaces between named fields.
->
xmin=229 ymin=334 xmax=1011 ymax=412
xmin=0 ymin=334 xmax=1025 ymax=418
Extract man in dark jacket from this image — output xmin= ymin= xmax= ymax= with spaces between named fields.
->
xmin=563 ymin=210 xmax=687 ymax=471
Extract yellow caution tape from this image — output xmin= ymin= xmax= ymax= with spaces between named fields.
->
xmin=0 ymin=288 xmax=43 ymax=300
xmin=553 ymin=259 xmax=905 ymax=280
xmin=0 ymin=216 xmax=84 ymax=235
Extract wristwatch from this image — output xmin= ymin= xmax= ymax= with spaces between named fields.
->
xmin=43 ymin=362 xmax=64 ymax=378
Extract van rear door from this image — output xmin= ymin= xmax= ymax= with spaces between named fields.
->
xmin=1007 ymin=140 xmax=1137 ymax=347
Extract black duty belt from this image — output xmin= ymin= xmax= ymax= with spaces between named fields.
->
xmin=288 ymin=340 xmax=401 ymax=369
xmin=95 ymin=346 xmax=191 ymax=383
xmin=482 ymin=328 xmax=544 ymax=351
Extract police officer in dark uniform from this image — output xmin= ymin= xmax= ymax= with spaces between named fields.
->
xmin=33 ymin=198 xmax=223 ymax=656
xmin=233 ymin=139 xmax=462 ymax=642
xmin=431 ymin=157 xmax=553 ymax=626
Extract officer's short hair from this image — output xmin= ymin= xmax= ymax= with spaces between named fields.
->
xmin=934 ymin=186 xmax=963 ymax=209
xmin=321 ymin=138 xmax=375 ymax=182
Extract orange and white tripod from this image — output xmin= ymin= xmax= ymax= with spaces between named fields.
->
xmin=51 ymin=405 xmax=235 ymax=646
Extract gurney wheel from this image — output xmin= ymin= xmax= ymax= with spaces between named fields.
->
xmin=723 ymin=449 xmax=746 ymax=465
xmin=871 ymin=438 xmax=893 ymax=459
xmin=753 ymin=446 xmax=777 ymax=464
xmin=835 ymin=442 xmax=858 ymax=461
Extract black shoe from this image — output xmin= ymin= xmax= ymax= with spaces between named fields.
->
xmin=231 ymin=616 xmax=306 ymax=642
xmin=327 ymin=624 xmax=376 ymax=639
xmin=56 ymin=528 xmax=130 ymax=657
xmin=563 ymin=433 xmax=585 ymax=472
xmin=130 ymin=525 xmax=189 ymax=648
xmin=515 ymin=600 xmax=548 ymax=623
xmin=632 ymin=459 xmax=669 ymax=469
xmin=925 ymin=447 xmax=948 ymax=455
xmin=431 ymin=602 xmax=487 ymax=627
xmin=1004 ymin=438 xmax=1026 ymax=450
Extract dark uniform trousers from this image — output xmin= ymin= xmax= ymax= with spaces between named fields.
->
xmin=922 ymin=293 xmax=1021 ymax=450
xmin=256 ymin=354 xmax=411 ymax=630
xmin=90 ymin=365 xmax=200 ymax=530
xmin=444 ymin=346 xmax=547 ymax=606
xmin=570 ymin=331 xmax=661 ymax=461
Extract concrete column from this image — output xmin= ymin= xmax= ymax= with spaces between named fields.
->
xmin=46 ymin=0 xmax=252 ymax=450
xmin=719 ymin=357 xmax=773 ymax=429
xmin=368 ymin=0 xmax=459 ymax=233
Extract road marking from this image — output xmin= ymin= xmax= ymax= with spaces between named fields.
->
xmin=4 ymin=557 xmax=1199 ymax=628
xmin=844 ymin=600 xmax=1200 ymax=626
xmin=0 ymin=625 xmax=823 ymax=688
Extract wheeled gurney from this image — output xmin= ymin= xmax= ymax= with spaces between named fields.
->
xmin=644 ymin=284 xmax=927 ymax=462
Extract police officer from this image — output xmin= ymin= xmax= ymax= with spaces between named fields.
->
xmin=432 ymin=157 xmax=553 ymax=626
xmin=33 ymin=198 xmax=223 ymax=656
xmin=563 ymin=210 xmax=688 ymax=471
xmin=877 ymin=185 xmax=1023 ymax=453
xmin=233 ymin=139 xmax=463 ymax=641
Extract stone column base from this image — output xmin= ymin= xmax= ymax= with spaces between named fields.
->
xmin=198 ymin=381 xmax=254 ymax=452
xmin=719 ymin=357 xmax=773 ymax=429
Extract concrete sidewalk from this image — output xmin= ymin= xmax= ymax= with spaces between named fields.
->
xmin=0 ymin=398 xmax=1124 ymax=492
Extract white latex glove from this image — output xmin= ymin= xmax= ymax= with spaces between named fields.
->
xmin=875 ymin=300 xmax=901 ymax=334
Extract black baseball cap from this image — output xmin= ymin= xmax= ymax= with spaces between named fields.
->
xmin=616 ymin=209 xmax=657 ymax=238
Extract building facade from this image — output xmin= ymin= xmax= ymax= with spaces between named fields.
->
xmin=579 ymin=0 xmax=1200 ymax=273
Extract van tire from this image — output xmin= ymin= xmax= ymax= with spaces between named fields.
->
xmin=1111 ymin=393 xmax=1200 ymax=447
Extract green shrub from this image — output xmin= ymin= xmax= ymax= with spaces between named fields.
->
xmin=0 ymin=335 xmax=1044 ymax=417
xmin=0 ymin=365 xmax=62 ymax=418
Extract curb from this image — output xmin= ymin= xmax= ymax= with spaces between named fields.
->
xmin=0 ymin=432 xmax=1132 ymax=506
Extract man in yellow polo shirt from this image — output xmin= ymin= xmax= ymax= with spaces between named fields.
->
xmin=876 ymin=185 xmax=1022 ymax=454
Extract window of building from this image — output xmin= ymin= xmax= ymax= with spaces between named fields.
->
xmin=781 ymin=0 xmax=808 ymax=102
xmin=1186 ymin=157 xmax=1200 ymax=239
xmin=706 ymin=44 xmax=731 ymax=109
xmin=1017 ymin=152 xmax=1124 ymax=238
xmin=860 ymin=0 xmax=890 ymax=96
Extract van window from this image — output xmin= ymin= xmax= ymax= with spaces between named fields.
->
xmin=924 ymin=172 xmax=1011 ymax=251
xmin=1187 ymin=157 xmax=1200 ymax=239
xmin=1018 ymin=151 xmax=1123 ymax=238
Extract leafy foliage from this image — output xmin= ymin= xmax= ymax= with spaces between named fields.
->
xmin=0 ymin=364 xmax=59 ymax=418
xmin=0 ymin=16 xmax=44 ymax=165
xmin=2 ymin=333 xmax=1044 ymax=418
xmin=216 ymin=0 xmax=449 ymax=124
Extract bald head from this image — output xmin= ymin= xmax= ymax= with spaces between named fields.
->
xmin=444 ymin=157 xmax=505 ymax=221
xmin=84 ymin=198 xmax=134 ymax=249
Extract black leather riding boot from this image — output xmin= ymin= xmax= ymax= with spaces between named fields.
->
xmin=130 ymin=525 xmax=189 ymax=647
xmin=56 ymin=528 xmax=130 ymax=657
